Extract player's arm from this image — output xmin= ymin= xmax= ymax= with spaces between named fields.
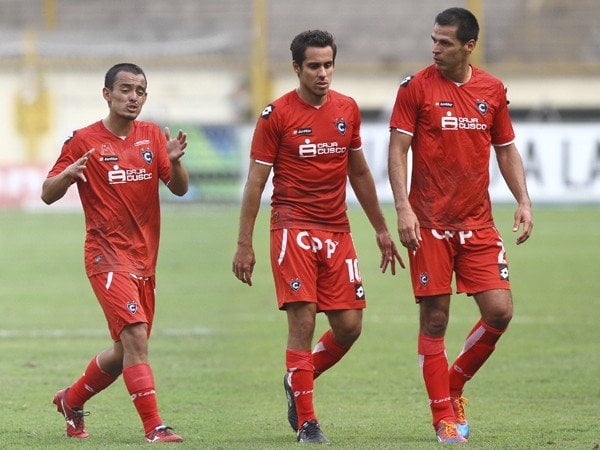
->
xmin=348 ymin=150 xmax=404 ymax=274
xmin=388 ymin=130 xmax=421 ymax=250
xmin=494 ymin=142 xmax=533 ymax=244
xmin=164 ymin=127 xmax=189 ymax=196
xmin=232 ymin=160 xmax=272 ymax=286
xmin=41 ymin=149 xmax=94 ymax=205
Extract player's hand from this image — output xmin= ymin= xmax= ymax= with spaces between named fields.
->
xmin=397 ymin=206 xmax=422 ymax=251
xmin=65 ymin=149 xmax=94 ymax=183
xmin=376 ymin=230 xmax=405 ymax=275
xmin=165 ymin=127 xmax=187 ymax=162
xmin=513 ymin=204 xmax=533 ymax=245
xmin=233 ymin=244 xmax=256 ymax=286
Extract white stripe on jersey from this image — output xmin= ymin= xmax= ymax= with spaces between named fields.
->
xmin=105 ymin=272 xmax=113 ymax=290
xmin=277 ymin=229 xmax=288 ymax=265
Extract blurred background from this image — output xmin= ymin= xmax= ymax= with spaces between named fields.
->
xmin=0 ymin=0 xmax=599 ymax=208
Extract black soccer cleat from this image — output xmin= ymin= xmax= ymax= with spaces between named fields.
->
xmin=283 ymin=372 xmax=298 ymax=431
xmin=297 ymin=420 xmax=330 ymax=444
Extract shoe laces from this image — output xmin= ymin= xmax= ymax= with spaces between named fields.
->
xmin=152 ymin=425 xmax=174 ymax=437
xmin=300 ymin=421 xmax=322 ymax=439
xmin=438 ymin=420 xmax=460 ymax=439
xmin=452 ymin=396 xmax=469 ymax=423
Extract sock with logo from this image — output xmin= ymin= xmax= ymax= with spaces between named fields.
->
xmin=122 ymin=363 xmax=163 ymax=434
xmin=449 ymin=319 xmax=506 ymax=397
xmin=66 ymin=355 xmax=119 ymax=409
xmin=286 ymin=349 xmax=316 ymax=429
xmin=312 ymin=329 xmax=351 ymax=379
xmin=418 ymin=333 xmax=455 ymax=426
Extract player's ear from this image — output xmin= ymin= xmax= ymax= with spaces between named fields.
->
xmin=292 ymin=60 xmax=300 ymax=76
xmin=102 ymin=86 xmax=111 ymax=103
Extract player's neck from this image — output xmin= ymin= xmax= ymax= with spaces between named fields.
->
xmin=296 ymin=87 xmax=328 ymax=108
xmin=440 ymin=64 xmax=472 ymax=85
xmin=102 ymin=116 xmax=134 ymax=137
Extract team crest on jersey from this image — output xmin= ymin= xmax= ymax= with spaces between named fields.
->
xmin=141 ymin=149 xmax=153 ymax=164
xmin=335 ymin=119 xmax=347 ymax=136
xmin=127 ymin=301 xmax=138 ymax=314
xmin=290 ymin=278 xmax=301 ymax=292
xmin=355 ymin=283 xmax=365 ymax=300
xmin=400 ymin=75 xmax=413 ymax=87
xmin=261 ymin=104 xmax=275 ymax=119
xmin=476 ymin=100 xmax=489 ymax=115
xmin=419 ymin=272 xmax=429 ymax=286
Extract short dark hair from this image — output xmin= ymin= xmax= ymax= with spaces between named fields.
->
xmin=435 ymin=7 xmax=479 ymax=44
xmin=104 ymin=63 xmax=146 ymax=90
xmin=290 ymin=30 xmax=337 ymax=67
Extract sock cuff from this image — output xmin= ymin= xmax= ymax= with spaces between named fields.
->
xmin=123 ymin=363 xmax=155 ymax=394
xmin=89 ymin=355 xmax=119 ymax=382
xmin=286 ymin=349 xmax=314 ymax=372
xmin=480 ymin=319 xmax=507 ymax=335
xmin=418 ymin=333 xmax=446 ymax=355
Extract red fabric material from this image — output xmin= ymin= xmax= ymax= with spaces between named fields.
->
xmin=286 ymin=349 xmax=316 ymax=428
xmin=123 ymin=363 xmax=162 ymax=434
xmin=312 ymin=329 xmax=351 ymax=378
xmin=419 ymin=334 xmax=454 ymax=426
xmin=67 ymin=355 xmax=118 ymax=408
xmin=449 ymin=319 xmax=506 ymax=396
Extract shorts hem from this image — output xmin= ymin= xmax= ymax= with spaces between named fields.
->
xmin=459 ymin=284 xmax=511 ymax=296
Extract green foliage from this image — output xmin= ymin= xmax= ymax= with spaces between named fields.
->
xmin=0 ymin=206 xmax=598 ymax=448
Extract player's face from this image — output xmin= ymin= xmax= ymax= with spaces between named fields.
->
xmin=103 ymin=71 xmax=148 ymax=121
xmin=431 ymin=24 xmax=474 ymax=75
xmin=294 ymin=46 xmax=334 ymax=105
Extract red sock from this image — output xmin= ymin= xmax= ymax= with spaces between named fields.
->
xmin=449 ymin=319 xmax=506 ymax=396
xmin=418 ymin=334 xmax=454 ymax=427
xmin=66 ymin=355 xmax=119 ymax=409
xmin=122 ymin=363 xmax=163 ymax=434
xmin=312 ymin=329 xmax=350 ymax=378
xmin=286 ymin=349 xmax=316 ymax=429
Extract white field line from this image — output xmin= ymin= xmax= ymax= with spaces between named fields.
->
xmin=0 ymin=327 xmax=214 ymax=339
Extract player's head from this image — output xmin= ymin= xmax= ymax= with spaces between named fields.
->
xmin=431 ymin=8 xmax=478 ymax=75
xmin=290 ymin=30 xmax=336 ymax=104
xmin=103 ymin=63 xmax=148 ymax=121
xmin=290 ymin=30 xmax=337 ymax=67
xmin=435 ymin=8 xmax=479 ymax=44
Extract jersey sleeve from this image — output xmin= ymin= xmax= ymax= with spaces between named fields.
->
xmin=250 ymin=104 xmax=281 ymax=165
xmin=491 ymin=83 xmax=516 ymax=146
xmin=155 ymin=127 xmax=171 ymax=184
xmin=389 ymin=76 xmax=420 ymax=135
xmin=47 ymin=132 xmax=85 ymax=179
xmin=350 ymin=98 xmax=362 ymax=150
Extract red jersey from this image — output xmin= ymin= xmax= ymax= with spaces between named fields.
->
xmin=251 ymin=89 xmax=362 ymax=232
xmin=389 ymin=65 xmax=515 ymax=230
xmin=47 ymin=120 xmax=171 ymax=277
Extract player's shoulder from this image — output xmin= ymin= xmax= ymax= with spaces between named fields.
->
xmin=472 ymin=66 xmax=505 ymax=88
xmin=133 ymin=120 xmax=161 ymax=133
xmin=328 ymin=89 xmax=358 ymax=108
xmin=256 ymin=91 xmax=294 ymax=121
xmin=62 ymin=120 xmax=102 ymax=146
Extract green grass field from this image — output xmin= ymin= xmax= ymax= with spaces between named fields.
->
xmin=0 ymin=205 xmax=598 ymax=449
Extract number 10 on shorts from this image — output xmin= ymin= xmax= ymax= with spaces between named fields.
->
xmin=345 ymin=258 xmax=362 ymax=282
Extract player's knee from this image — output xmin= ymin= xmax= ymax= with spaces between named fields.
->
xmin=334 ymin=322 xmax=362 ymax=346
xmin=421 ymin=310 xmax=449 ymax=336
xmin=119 ymin=323 xmax=149 ymax=356
xmin=484 ymin=307 xmax=512 ymax=329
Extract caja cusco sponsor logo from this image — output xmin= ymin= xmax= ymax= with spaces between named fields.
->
xmin=298 ymin=139 xmax=346 ymax=158
xmin=108 ymin=165 xmax=152 ymax=184
xmin=441 ymin=111 xmax=487 ymax=131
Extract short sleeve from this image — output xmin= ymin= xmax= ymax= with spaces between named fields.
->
xmin=250 ymin=104 xmax=281 ymax=165
xmin=389 ymin=76 xmax=420 ymax=135
xmin=47 ymin=132 xmax=84 ymax=179
xmin=491 ymin=83 xmax=515 ymax=146
xmin=155 ymin=127 xmax=171 ymax=184
xmin=350 ymin=98 xmax=362 ymax=150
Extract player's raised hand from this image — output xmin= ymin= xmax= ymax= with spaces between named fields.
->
xmin=376 ymin=230 xmax=405 ymax=275
xmin=233 ymin=244 xmax=256 ymax=286
xmin=397 ymin=206 xmax=422 ymax=251
xmin=66 ymin=149 xmax=94 ymax=183
xmin=165 ymin=127 xmax=187 ymax=162
xmin=513 ymin=204 xmax=533 ymax=245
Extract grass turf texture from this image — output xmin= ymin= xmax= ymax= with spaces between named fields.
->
xmin=0 ymin=205 xmax=598 ymax=449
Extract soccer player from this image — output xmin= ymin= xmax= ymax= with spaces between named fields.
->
xmin=388 ymin=8 xmax=533 ymax=444
xmin=42 ymin=63 xmax=188 ymax=443
xmin=232 ymin=30 xmax=403 ymax=444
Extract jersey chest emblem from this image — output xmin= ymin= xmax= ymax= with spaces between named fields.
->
xmin=335 ymin=119 xmax=347 ymax=135
xmin=141 ymin=149 xmax=153 ymax=164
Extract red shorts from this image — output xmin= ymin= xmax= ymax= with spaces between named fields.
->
xmin=270 ymin=229 xmax=366 ymax=312
xmin=89 ymin=271 xmax=156 ymax=341
xmin=408 ymin=227 xmax=510 ymax=301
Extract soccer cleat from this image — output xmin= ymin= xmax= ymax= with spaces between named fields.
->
xmin=53 ymin=388 xmax=90 ymax=439
xmin=297 ymin=420 xmax=330 ymax=444
xmin=145 ymin=425 xmax=183 ymax=443
xmin=283 ymin=372 xmax=299 ymax=431
xmin=450 ymin=396 xmax=470 ymax=439
xmin=435 ymin=420 xmax=467 ymax=444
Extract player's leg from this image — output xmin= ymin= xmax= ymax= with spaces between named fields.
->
xmin=120 ymin=276 xmax=182 ymax=443
xmin=313 ymin=309 xmax=361 ymax=378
